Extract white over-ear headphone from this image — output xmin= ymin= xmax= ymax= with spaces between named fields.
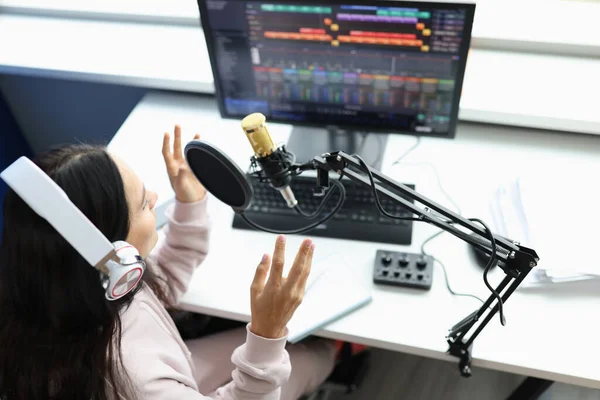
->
xmin=0 ymin=156 xmax=145 ymax=301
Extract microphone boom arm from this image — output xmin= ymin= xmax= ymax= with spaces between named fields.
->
xmin=296 ymin=151 xmax=539 ymax=377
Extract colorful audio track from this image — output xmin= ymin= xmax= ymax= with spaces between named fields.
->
xmin=264 ymin=31 xmax=333 ymax=41
xmin=252 ymin=47 xmax=454 ymax=77
xmin=248 ymin=3 xmax=464 ymax=52
xmin=262 ymin=31 xmax=423 ymax=46
xmin=261 ymin=4 xmax=332 ymax=13
xmin=252 ymin=66 xmax=454 ymax=114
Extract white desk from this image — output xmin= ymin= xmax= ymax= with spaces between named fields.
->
xmin=109 ymin=91 xmax=600 ymax=391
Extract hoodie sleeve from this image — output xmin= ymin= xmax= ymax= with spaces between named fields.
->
xmin=148 ymin=197 xmax=210 ymax=306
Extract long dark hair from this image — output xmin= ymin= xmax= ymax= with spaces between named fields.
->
xmin=0 ymin=144 xmax=167 ymax=399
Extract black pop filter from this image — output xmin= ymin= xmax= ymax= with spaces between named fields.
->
xmin=184 ymin=140 xmax=253 ymax=213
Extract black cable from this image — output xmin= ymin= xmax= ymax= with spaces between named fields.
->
xmin=353 ymin=154 xmax=424 ymax=223
xmin=240 ymin=179 xmax=346 ymax=235
xmin=356 ymin=154 xmax=464 ymax=227
xmin=469 ymin=217 xmax=505 ymax=326
xmin=294 ymin=174 xmax=344 ymax=219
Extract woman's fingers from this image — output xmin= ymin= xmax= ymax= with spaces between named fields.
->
xmin=290 ymin=238 xmax=312 ymax=267
xmin=287 ymin=239 xmax=314 ymax=290
xmin=162 ymin=132 xmax=178 ymax=176
xmin=268 ymin=235 xmax=286 ymax=286
xmin=298 ymin=241 xmax=315 ymax=293
xmin=173 ymin=125 xmax=183 ymax=160
xmin=251 ymin=253 xmax=271 ymax=296
xmin=305 ymin=240 xmax=315 ymax=269
xmin=162 ymin=132 xmax=172 ymax=159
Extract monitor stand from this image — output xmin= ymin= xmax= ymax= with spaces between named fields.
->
xmin=285 ymin=126 xmax=388 ymax=171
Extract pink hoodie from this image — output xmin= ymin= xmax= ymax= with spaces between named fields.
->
xmin=118 ymin=197 xmax=291 ymax=399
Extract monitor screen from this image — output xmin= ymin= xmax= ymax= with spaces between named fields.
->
xmin=199 ymin=0 xmax=475 ymax=137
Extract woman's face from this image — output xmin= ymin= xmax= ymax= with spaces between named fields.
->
xmin=112 ymin=155 xmax=159 ymax=258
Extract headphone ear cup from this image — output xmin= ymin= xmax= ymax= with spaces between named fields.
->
xmin=105 ymin=263 xmax=144 ymax=300
xmin=104 ymin=241 xmax=146 ymax=301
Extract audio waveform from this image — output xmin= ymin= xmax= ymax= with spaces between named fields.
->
xmin=254 ymin=47 xmax=454 ymax=76
xmin=261 ymin=4 xmax=332 ymax=14
xmin=264 ymin=31 xmax=333 ymax=41
xmin=338 ymin=36 xmax=423 ymax=46
xmin=300 ymin=28 xmax=326 ymax=34
xmin=376 ymin=9 xmax=430 ymax=19
xmin=336 ymin=13 xmax=417 ymax=23
xmin=349 ymin=31 xmax=417 ymax=39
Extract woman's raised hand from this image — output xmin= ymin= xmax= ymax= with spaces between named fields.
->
xmin=249 ymin=235 xmax=315 ymax=339
xmin=162 ymin=125 xmax=206 ymax=203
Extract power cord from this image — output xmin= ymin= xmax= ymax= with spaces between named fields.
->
xmin=357 ymin=132 xmax=386 ymax=163
xmin=391 ymin=136 xmax=421 ymax=165
xmin=356 ymin=132 xmax=369 ymax=155
xmin=392 ymin=162 xmax=461 ymax=216
xmin=389 ymin=135 xmax=459 ymax=217
xmin=421 ymin=231 xmax=484 ymax=304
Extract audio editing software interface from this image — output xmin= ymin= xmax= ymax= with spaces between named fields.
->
xmin=204 ymin=0 xmax=471 ymax=134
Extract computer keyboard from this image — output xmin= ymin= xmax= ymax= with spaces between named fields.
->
xmin=232 ymin=175 xmax=415 ymax=245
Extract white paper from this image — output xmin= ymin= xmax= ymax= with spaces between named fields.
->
xmin=491 ymin=174 xmax=600 ymax=287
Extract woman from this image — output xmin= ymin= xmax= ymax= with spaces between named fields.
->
xmin=0 ymin=126 xmax=337 ymax=399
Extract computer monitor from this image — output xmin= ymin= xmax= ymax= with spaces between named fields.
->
xmin=198 ymin=0 xmax=475 ymax=165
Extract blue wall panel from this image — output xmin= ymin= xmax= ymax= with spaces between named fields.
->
xmin=0 ymin=75 xmax=147 ymax=153
xmin=0 ymin=91 xmax=33 ymax=238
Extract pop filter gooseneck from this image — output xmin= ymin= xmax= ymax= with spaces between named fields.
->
xmin=184 ymin=140 xmax=253 ymax=213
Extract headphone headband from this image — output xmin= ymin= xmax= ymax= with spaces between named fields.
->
xmin=1 ymin=156 xmax=145 ymax=300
